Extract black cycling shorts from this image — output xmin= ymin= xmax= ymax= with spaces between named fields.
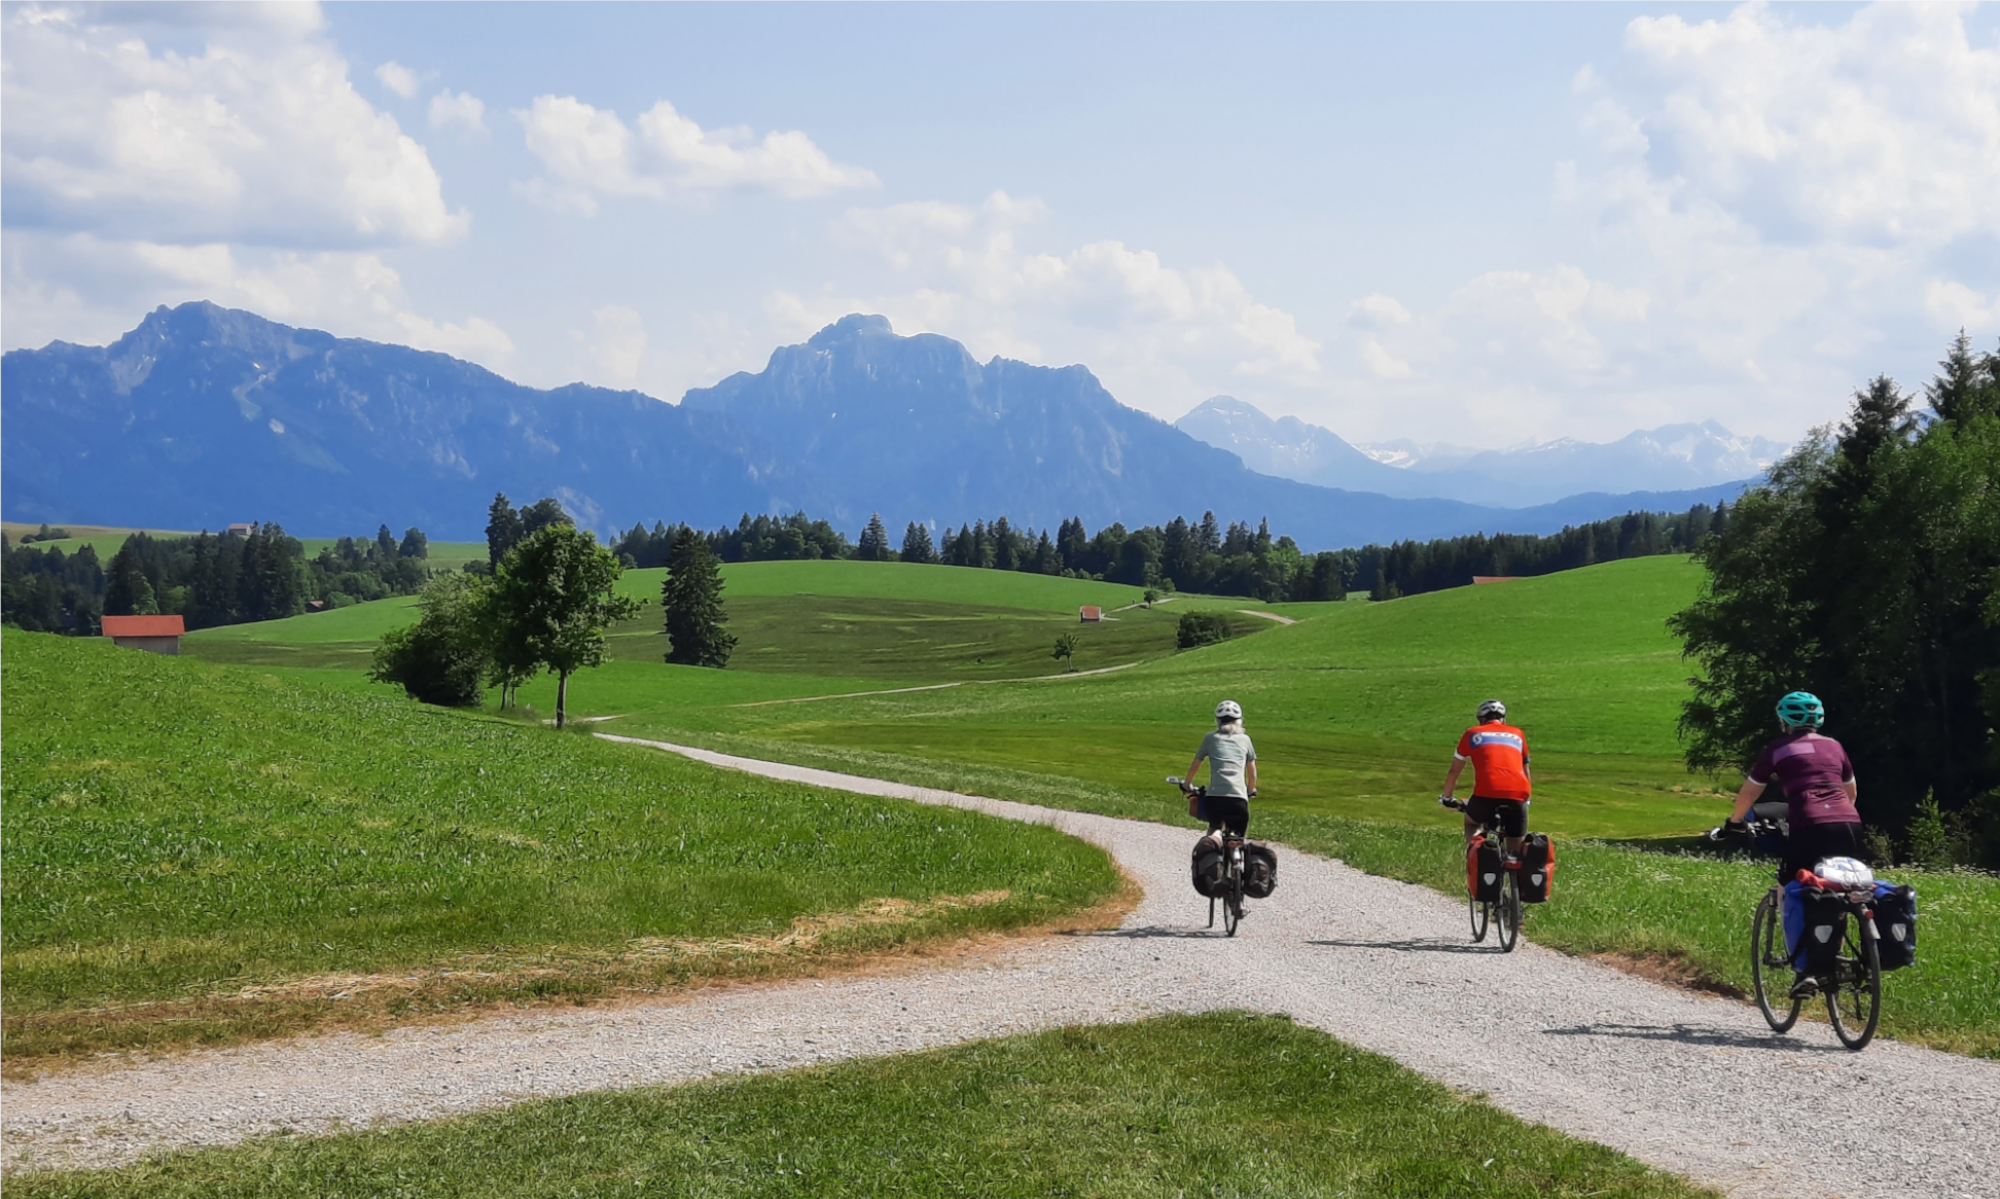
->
xmin=1780 ymin=821 xmax=1865 ymax=884
xmin=1465 ymin=796 xmax=1528 ymax=838
xmin=1201 ymin=795 xmax=1250 ymax=837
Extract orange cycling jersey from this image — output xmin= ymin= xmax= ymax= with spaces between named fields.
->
xmin=1455 ymin=722 xmax=1531 ymax=801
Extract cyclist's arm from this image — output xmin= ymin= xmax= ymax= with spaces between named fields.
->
xmin=1441 ymin=756 xmax=1467 ymax=797
xmin=1844 ymin=778 xmax=1857 ymax=802
xmin=1186 ymin=756 xmax=1204 ymax=786
xmin=1245 ymin=760 xmax=1258 ymax=794
xmin=1730 ymin=776 xmax=1766 ymax=823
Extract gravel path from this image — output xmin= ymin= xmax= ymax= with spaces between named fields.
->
xmin=6 ymin=739 xmax=1996 ymax=1197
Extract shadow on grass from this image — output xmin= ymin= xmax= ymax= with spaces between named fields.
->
xmin=1309 ymin=937 xmax=1501 ymax=956
xmin=1542 ymin=1022 xmax=1844 ymax=1053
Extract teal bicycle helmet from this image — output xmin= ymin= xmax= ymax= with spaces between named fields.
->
xmin=1775 ymin=691 xmax=1824 ymax=729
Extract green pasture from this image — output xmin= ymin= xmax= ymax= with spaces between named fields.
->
xmin=17 ymin=1013 xmax=1714 ymax=1199
xmin=297 ymin=537 xmax=487 ymax=572
xmin=1 ymin=521 xmax=485 ymax=573
xmin=0 ymin=630 xmax=1119 ymax=1062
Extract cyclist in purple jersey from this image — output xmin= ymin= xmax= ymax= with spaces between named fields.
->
xmin=1722 ymin=690 xmax=1865 ymax=883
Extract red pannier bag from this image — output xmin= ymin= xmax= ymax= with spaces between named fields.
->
xmin=1517 ymin=833 xmax=1555 ymax=903
xmin=1466 ymin=835 xmax=1502 ymax=903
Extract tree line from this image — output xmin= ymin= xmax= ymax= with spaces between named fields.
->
xmin=2 ymin=523 xmax=432 ymax=634
xmin=598 ymin=502 xmax=1732 ymax=606
xmin=1672 ymin=331 xmax=2000 ymax=866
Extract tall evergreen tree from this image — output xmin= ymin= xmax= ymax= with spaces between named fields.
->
xmin=858 ymin=513 xmax=893 ymax=561
xmin=376 ymin=524 xmax=397 ymax=559
xmin=486 ymin=493 xmax=525 ymax=569
xmin=662 ymin=527 xmax=736 ymax=668
xmin=901 ymin=521 xmax=937 ymax=564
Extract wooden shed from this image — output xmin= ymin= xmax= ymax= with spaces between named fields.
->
xmin=101 ymin=614 xmax=185 ymax=655
xmin=1078 ymin=606 xmax=1103 ymax=623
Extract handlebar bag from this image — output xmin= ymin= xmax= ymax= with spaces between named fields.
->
xmin=1466 ymin=836 xmax=1502 ymax=903
xmin=1871 ymin=882 xmax=1917 ymax=971
xmin=1190 ymin=835 xmax=1227 ymax=898
xmin=1517 ymin=833 xmax=1555 ymax=903
xmin=1242 ymin=842 xmax=1278 ymax=899
xmin=1783 ymin=881 xmax=1848 ymax=974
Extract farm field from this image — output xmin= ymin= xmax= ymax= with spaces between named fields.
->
xmin=0 ymin=631 xmax=1121 ymax=1067
xmin=13 ymin=1013 xmax=1716 ymax=1199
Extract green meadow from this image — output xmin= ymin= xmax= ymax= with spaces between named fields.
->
xmin=16 ymin=1013 xmax=1715 ymax=1199
xmin=0 ymin=630 xmax=1120 ymax=1065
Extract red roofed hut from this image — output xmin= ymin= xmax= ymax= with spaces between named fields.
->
xmin=101 ymin=614 xmax=185 ymax=655
xmin=1472 ymin=576 xmax=1522 ymax=585
xmin=1079 ymin=606 xmax=1103 ymax=623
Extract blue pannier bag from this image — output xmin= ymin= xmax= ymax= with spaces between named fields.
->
xmin=1871 ymin=882 xmax=1917 ymax=971
xmin=1782 ymin=881 xmax=1846 ymax=974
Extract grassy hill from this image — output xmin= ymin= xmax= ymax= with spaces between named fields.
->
xmin=0 ymin=630 xmax=1119 ymax=1065
xmin=3 ymin=521 xmax=486 ymax=572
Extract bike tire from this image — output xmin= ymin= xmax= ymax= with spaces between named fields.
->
xmin=1496 ymin=869 xmax=1521 ymax=953
xmin=1223 ymin=880 xmax=1241 ymax=937
xmin=1469 ymin=891 xmax=1489 ymax=943
xmin=1827 ymin=911 xmax=1881 ymax=1051
xmin=1751 ymin=888 xmax=1802 ymax=1033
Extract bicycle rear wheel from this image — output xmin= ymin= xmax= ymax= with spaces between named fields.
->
xmin=1469 ymin=890 xmax=1489 ymax=942
xmin=1495 ymin=869 xmax=1521 ymax=952
xmin=1827 ymin=912 xmax=1881 ymax=1051
xmin=1751 ymin=888 xmax=1801 ymax=1033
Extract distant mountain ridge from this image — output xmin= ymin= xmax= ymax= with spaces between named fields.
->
xmin=1175 ymin=395 xmax=1779 ymax=506
xmin=3 ymin=303 xmax=1749 ymax=547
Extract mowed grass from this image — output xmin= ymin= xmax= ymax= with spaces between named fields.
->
xmin=0 ymin=630 xmax=1120 ymax=1065
xmin=14 ymin=1013 xmax=1716 ymax=1199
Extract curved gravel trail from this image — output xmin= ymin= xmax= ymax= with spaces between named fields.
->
xmin=6 ymin=739 xmax=1995 ymax=1197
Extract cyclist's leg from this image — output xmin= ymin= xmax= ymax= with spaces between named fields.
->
xmin=1213 ymin=796 xmax=1250 ymax=838
xmin=1500 ymin=800 xmax=1527 ymax=857
xmin=1464 ymin=797 xmax=1495 ymax=845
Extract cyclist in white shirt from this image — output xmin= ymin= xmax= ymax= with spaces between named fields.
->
xmin=1185 ymin=700 xmax=1257 ymax=836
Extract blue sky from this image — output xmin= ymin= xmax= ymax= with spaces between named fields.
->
xmin=4 ymin=2 xmax=1997 ymax=446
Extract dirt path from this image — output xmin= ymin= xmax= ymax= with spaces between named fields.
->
xmin=1236 ymin=608 xmax=1297 ymax=624
xmin=6 ymin=742 xmax=1995 ymax=1196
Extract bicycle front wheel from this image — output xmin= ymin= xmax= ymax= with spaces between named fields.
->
xmin=1223 ymin=881 xmax=1241 ymax=937
xmin=1495 ymin=869 xmax=1521 ymax=953
xmin=1751 ymin=888 xmax=1801 ymax=1033
xmin=1827 ymin=911 xmax=1881 ymax=1051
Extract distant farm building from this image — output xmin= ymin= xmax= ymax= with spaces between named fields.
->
xmin=226 ymin=523 xmax=254 ymax=536
xmin=101 ymin=614 xmax=185 ymax=654
xmin=1079 ymin=606 xmax=1102 ymax=623
xmin=1472 ymin=576 xmax=1522 ymax=585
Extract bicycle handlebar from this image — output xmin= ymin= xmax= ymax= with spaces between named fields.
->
xmin=1705 ymin=819 xmax=1783 ymax=842
xmin=1437 ymin=795 xmax=1466 ymax=812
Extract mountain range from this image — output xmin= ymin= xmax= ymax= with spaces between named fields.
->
xmin=1 ymin=303 xmax=1752 ymax=549
xmin=1175 ymin=396 xmax=1783 ymax=506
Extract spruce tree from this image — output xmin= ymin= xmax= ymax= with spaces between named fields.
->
xmin=858 ymin=513 xmax=892 ymax=561
xmin=662 ymin=527 xmax=736 ymax=668
xmin=901 ymin=521 xmax=937 ymax=564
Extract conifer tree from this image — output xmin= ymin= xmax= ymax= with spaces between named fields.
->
xmin=858 ymin=513 xmax=893 ymax=561
xmin=901 ymin=521 xmax=937 ymax=564
xmin=486 ymin=493 xmax=525 ymax=569
xmin=662 ymin=527 xmax=736 ymax=668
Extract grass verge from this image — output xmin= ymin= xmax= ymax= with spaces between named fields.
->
xmin=11 ymin=1012 xmax=1717 ymax=1198
xmin=0 ymin=631 xmax=1121 ymax=1070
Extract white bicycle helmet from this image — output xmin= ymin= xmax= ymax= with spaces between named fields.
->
xmin=1815 ymin=856 xmax=1874 ymax=890
xmin=1215 ymin=699 xmax=1243 ymax=722
xmin=1476 ymin=698 xmax=1507 ymax=722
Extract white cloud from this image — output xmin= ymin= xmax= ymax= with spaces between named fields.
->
xmin=1927 ymin=280 xmax=1999 ymax=332
xmin=374 ymin=60 xmax=419 ymax=99
xmin=2 ymin=230 xmax=514 ymax=369
xmin=584 ymin=305 xmax=647 ymax=384
xmin=783 ymin=191 xmax=1320 ymax=414
xmin=1 ymin=6 xmax=468 ymax=248
xmin=514 ymin=94 xmax=878 ymax=212
xmin=428 ymin=89 xmax=487 ymax=138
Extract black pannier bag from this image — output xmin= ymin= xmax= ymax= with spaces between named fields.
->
xmin=1791 ymin=887 xmax=1849 ymax=975
xmin=1191 ymin=835 xmax=1226 ymax=898
xmin=1242 ymin=842 xmax=1278 ymax=898
xmin=1466 ymin=837 xmax=1502 ymax=904
xmin=1872 ymin=882 xmax=1918 ymax=971
xmin=1517 ymin=833 xmax=1555 ymax=903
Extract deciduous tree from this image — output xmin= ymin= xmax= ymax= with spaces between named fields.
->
xmin=491 ymin=524 xmax=642 ymax=727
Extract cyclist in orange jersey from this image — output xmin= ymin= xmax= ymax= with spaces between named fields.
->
xmin=1439 ymin=698 xmax=1531 ymax=855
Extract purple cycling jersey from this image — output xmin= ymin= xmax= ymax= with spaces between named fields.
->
xmin=1748 ymin=730 xmax=1860 ymax=827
